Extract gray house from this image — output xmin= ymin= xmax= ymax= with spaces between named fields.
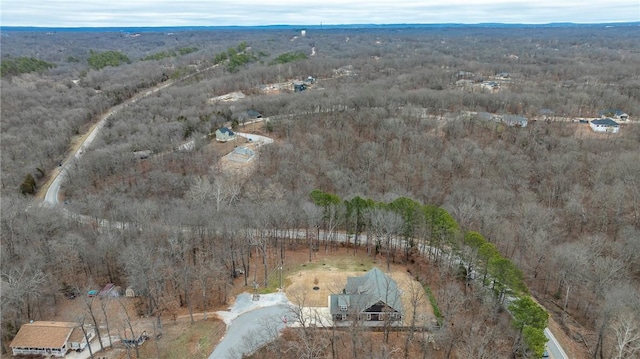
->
xmin=215 ymin=127 xmax=236 ymax=142
xmin=502 ymin=114 xmax=528 ymax=127
xmin=329 ymin=268 xmax=403 ymax=325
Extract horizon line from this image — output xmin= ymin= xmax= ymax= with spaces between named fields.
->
xmin=2 ymin=21 xmax=639 ymax=30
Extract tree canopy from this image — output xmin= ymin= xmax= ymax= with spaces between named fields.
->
xmin=0 ymin=56 xmax=56 ymax=77
xmin=87 ymin=50 xmax=131 ymax=70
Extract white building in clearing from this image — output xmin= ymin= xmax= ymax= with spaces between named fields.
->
xmin=215 ymin=127 xmax=236 ymax=142
xmin=590 ymin=118 xmax=620 ymax=133
xmin=10 ymin=321 xmax=95 ymax=357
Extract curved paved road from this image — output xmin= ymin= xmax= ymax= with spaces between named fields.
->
xmin=42 ymin=80 xmax=175 ymax=206
xmin=210 ymin=305 xmax=289 ymax=359
xmin=41 ymin=62 xmax=221 ymax=206
xmin=210 ymin=293 xmax=290 ymax=359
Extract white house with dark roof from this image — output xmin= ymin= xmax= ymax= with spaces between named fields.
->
xmin=215 ymin=127 xmax=236 ymax=142
xmin=10 ymin=321 xmax=95 ymax=357
xmin=599 ymin=109 xmax=629 ymax=121
xmin=329 ymin=268 xmax=403 ymax=326
xmin=590 ymin=118 xmax=620 ymax=133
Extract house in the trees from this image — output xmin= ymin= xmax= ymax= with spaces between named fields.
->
xmin=456 ymin=70 xmax=475 ymax=80
xmin=474 ymin=112 xmax=496 ymax=122
xmin=539 ymin=108 xmax=554 ymax=120
xmin=480 ymin=81 xmax=500 ymax=91
xmin=238 ymin=109 xmax=263 ymax=123
xmin=502 ymin=114 xmax=528 ymax=127
xmin=10 ymin=321 xmax=95 ymax=357
xmin=329 ymin=268 xmax=403 ymax=326
xmin=215 ymin=127 xmax=236 ymax=142
xmin=293 ymin=81 xmax=306 ymax=92
xmin=473 ymin=112 xmax=527 ymax=127
xmin=599 ymin=109 xmax=629 ymax=121
xmin=590 ymin=118 xmax=620 ymax=133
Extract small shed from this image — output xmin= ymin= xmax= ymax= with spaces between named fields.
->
xmin=215 ymin=127 xmax=236 ymax=142
xmin=99 ymin=283 xmax=115 ymax=297
xmin=125 ymin=287 xmax=136 ymax=297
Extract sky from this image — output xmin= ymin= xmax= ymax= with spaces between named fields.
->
xmin=1 ymin=0 xmax=639 ymax=27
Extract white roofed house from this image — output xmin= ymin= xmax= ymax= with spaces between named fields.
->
xmin=329 ymin=268 xmax=403 ymax=326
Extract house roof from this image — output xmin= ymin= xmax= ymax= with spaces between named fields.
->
xmin=591 ymin=118 xmax=619 ymax=126
xmin=330 ymin=268 xmax=403 ymax=315
xmin=475 ymin=112 xmax=493 ymax=121
xmin=99 ymin=283 xmax=115 ymax=296
xmin=10 ymin=321 xmax=79 ymax=349
xmin=67 ymin=327 xmax=87 ymax=343
xmin=503 ymin=114 xmax=528 ymax=124
xmin=218 ymin=127 xmax=234 ymax=135
xmin=599 ymin=109 xmax=626 ymax=116
xmin=238 ymin=110 xmax=262 ymax=119
xmin=232 ymin=146 xmax=255 ymax=157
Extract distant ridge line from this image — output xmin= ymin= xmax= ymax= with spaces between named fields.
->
xmin=2 ymin=22 xmax=639 ymax=32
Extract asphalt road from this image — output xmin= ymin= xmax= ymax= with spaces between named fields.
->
xmin=545 ymin=328 xmax=568 ymax=359
xmin=42 ymin=81 xmax=173 ymax=206
xmin=41 ymin=63 xmax=220 ymax=207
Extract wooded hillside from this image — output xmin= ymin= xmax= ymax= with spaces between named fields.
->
xmin=1 ymin=25 xmax=639 ymax=358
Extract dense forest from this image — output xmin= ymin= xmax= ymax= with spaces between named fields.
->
xmin=1 ymin=24 xmax=639 ymax=358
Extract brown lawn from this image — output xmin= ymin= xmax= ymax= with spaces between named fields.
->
xmin=283 ymin=247 xmax=435 ymax=327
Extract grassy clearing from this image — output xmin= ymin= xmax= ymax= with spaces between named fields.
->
xmin=135 ymin=318 xmax=225 ymax=359
xmin=258 ymin=252 xmax=376 ymax=293
xmin=258 ymin=274 xmax=293 ymax=294
xmin=292 ymin=253 xmax=376 ymax=272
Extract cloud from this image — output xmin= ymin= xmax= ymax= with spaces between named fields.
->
xmin=1 ymin=0 xmax=638 ymax=27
